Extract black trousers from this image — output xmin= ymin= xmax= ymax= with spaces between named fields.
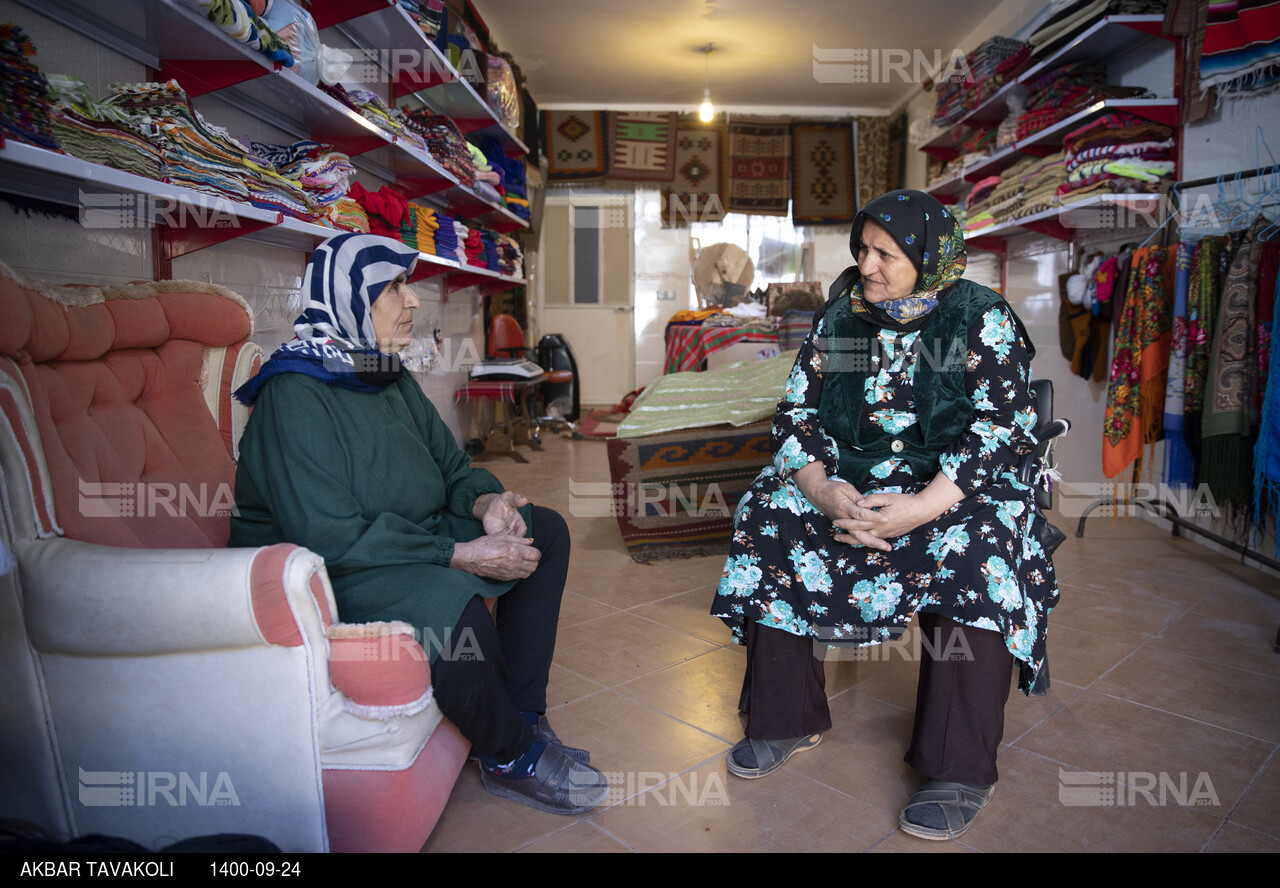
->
xmin=430 ymin=505 xmax=569 ymax=763
xmin=740 ymin=611 xmax=1014 ymax=786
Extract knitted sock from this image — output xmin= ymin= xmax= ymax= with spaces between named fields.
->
xmin=479 ymin=739 xmax=546 ymax=778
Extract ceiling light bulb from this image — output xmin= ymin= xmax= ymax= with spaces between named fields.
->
xmin=699 ymin=88 xmax=714 ymax=122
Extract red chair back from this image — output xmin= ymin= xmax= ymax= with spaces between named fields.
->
xmin=488 ymin=314 xmax=526 ymax=359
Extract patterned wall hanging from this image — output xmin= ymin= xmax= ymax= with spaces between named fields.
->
xmin=661 ymin=117 xmax=725 ymax=225
xmin=790 ymin=121 xmax=855 ymax=225
xmin=607 ymin=111 xmax=677 ymax=181
xmin=726 ymin=117 xmax=791 ymax=217
xmin=545 ymin=110 xmax=608 ymax=180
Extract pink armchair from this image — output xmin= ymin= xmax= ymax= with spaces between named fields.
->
xmin=0 ymin=265 xmax=468 ymax=852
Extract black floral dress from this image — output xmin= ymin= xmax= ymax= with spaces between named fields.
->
xmin=709 ymin=299 xmax=1059 ymax=692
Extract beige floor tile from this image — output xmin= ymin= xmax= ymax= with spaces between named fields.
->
xmin=571 ymin=563 xmax=700 ymax=610
xmin=1231 ymin=754 xmax=1280 ymax=839
xmin=518 ymin=821 xmax=636 ymax=853
xmin=552 ymin=612 xmax=719 ymax=687
xmin=1204 ymin=823 xmax=1280 ymax=853
xmin=422 ymin=764 xmax=586 ymax=853
xmin=1012 ymin=690 xmax=1272 ymax=811
xmin=628 ymin=586 xmax=734 ymax=645
xmin=613 ymin=646 xmax=747 ymax=743
xmin=557 ymin=590 xmax=620 ymax=629
xmin=1092 ymin=647 xmax=1280 ymax=742
xmin=954 ymin=747 xmax=1224 ymax=852
xmin=1148 ymin=611 xmax=1280 ymax=679
xmin=548 ymin=690 xmax=730 ymax=780
xmin=1051 ymin=581 xmax=1192 ymax=640
xmin=1040 ymin=623 xmax=1147 ymax=689
xmin=589 ymin=757 xmax=899 ymax=852
xmin=545 ymin=662 xmax=607 ymax=711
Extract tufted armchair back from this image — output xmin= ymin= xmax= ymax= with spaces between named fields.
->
xmin=0 ymin=267 xmax=261 ymax=549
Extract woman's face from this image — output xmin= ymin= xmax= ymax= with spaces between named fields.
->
xmin=370 ymin=272 xmax=419 ymax=353
xmin=855 ymin=219 xmax=918 ymax=303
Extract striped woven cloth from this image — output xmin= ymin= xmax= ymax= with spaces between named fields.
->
xmin=663 ymin=324 xmax=779 ymax=374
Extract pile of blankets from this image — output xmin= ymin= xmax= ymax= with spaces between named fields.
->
xmin=46 ymin=73 xmax=163 ymax=177
xmin=404 ymin=109 xmax=476 ymax=187
xmin=1029 ymin=0 xmax=1169 ymax=60
xmin=1057 ymin=111 xmax=1175 ymax=203
xmin=0 ymin=23 xmax=57 ymax=149
xmin=250 ymin=139 xmax=355 ymax=215
xmin=105 ymin=80 xmax=312 ymax=221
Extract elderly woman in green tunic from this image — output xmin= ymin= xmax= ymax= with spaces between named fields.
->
xmin=710 ymin=190 xmax=1060 ymax=841
xmin=231 ymin=233 xmax=607 ymax=815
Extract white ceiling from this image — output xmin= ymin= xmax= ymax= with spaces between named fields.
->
xmin=470 ymin=0 xmax=1013 ymax=117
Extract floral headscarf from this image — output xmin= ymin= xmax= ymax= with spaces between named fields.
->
xmin=846 ymin=189 xmax=967 ymax=327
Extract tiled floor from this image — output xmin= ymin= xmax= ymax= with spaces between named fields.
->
xmin=421 ymin=433 xmax=1280 ymax=853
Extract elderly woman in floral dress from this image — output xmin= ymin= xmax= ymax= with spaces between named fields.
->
xmin=710 ymin=190 xmax=1059 ymax=841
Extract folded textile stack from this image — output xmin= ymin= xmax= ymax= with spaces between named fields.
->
xmin=404 ymin=109 xmax=476 ymax=187
xmin=496 ymin=234 xmax=523 ymax=277
xmin=1057 ymin=111 xmax=1175 ymax=203
xmin=0 ymin=24 xmax=58 ymax=149
xmin=399 ymin=200 xmax=419 ymax=249
xmin=1015 ymin=61 xmax=1150 ymax=141
xmin=107 ymin=80 xmax=312 ymax=220
xmin=329 ymin=197 xmax=369 ymax=232
xmin=398 ymin=0 xmax=445 ymax=40
xmin=1008 ymin=150 xmax=1069 ymax=219
xmin=932 ymin=72 xmax=968 ymax=127
xmin=964 ymin=175 xmax=1002 ymax=231
xmin=415 ymin=205 xmax=439 ymax=255
xmin=462 ymin=223 xmax=484 ymax=268
xmin=250 ymin=139 xmax=354 ymax=213
xmin=961 ymin=36 xmax=1031 ymax=112
xmin=46 ymin=73 xmax=163 ymax=177
xmin=984 ymin=155 xmax=1042 ymax=224
xmin=1029 ymin=0 xmax=1169 ymax=60
xmin=467 ymin=142 xmax=504 ymax=205
xmin=477 ymin=227 xmax=501 ymax=271
xmin=479 ymin=135 xmax=530 ymax=220
xmin=959 ymin=126 xmax=998 ymax=164
xmin=348 ymin=180 xmax=411 ymax=240
xmin=433 ymin=210 xmax=459 ymax=260
xmin=178 ymin=0 xmax=294 ymax=67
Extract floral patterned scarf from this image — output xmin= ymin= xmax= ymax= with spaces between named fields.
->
xmin=843 ymin=189 xmax=967 ymax=331
xmin=1103 ymin=245 xmax=1176 ymax=479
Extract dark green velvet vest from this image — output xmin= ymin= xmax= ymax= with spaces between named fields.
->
xmin=816 ymin=279 xmax=1032 ymax=491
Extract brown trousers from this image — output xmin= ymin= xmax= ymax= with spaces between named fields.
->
xmin=739 ymin=611 xmax=1014 ymax=786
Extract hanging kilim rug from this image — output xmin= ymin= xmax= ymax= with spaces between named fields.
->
xmin=791 ymin=121 xmax=855 ymax=225
xmin=662 ymin=117 xmax=725 ymax=225
xmin=545 ymin=110 xmax=608 ymax=181
xmin=726 ymin=117 xmax=791 ymax=216
xmin=607 ymin=111 xmax=677 ymax=181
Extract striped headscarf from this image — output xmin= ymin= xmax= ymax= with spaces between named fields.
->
xmin=235 ymin=233 xmax=419 ymax=406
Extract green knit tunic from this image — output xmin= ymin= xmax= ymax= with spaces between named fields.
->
xmin=229 ymin=373 xmax=526 ymax=659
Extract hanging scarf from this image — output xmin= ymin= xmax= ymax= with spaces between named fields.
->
xmin=1254 ymin=262 xmax=1280 ymax=554
xmin=235 ymin=233 xmax=420 ymax=406
xmin=1162 ymin=241 xmax=1196 ymax=489
xmin=825 ymin=189 xmax=967 ymax=334
xmin=1103 ymin=245 xmax=1176 ymax=479
xmin=1201 ymin=217 xmax=1265 ymax=511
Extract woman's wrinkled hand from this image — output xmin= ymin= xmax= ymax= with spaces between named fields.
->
xmin=450 ymin=534 xmax=540 ymax=581
xmin=833 ymin=492 xmax=928 ymax=550
xmin=475 ymin=491 xmax=529 ymax=538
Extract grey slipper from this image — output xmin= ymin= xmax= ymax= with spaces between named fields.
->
xmin=480 ymin=743 xmax=609 ymax=815
xmin=535 ymin=714 xmax=590 ymax=765
xmin=898 ymin=780 xmax=995 ymax=841
xmin=725 ymin=733 xmax=822 ymax=779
